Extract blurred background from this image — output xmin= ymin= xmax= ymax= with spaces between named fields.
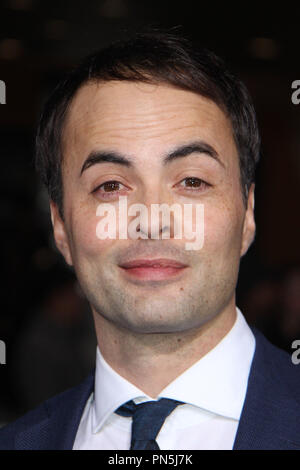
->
xmin=0 ymin=0 xmax=300 ymax=426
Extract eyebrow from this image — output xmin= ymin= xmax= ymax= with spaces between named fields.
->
xmin=79 ymin=140 xmax=225 ymax=177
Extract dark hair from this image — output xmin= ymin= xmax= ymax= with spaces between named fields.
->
xmin=35 ymin=30 xmax=260 ymax=218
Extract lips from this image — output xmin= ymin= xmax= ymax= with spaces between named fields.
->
xmin=119 ymin=258 xmax=188 ymax=269
xmin=119 ymin=258 xmax=188 ymax=281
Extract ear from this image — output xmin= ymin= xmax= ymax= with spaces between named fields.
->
xmin=50 ymin=201 xmax=73 ymax=266
xmin=240 ymin=183 xmax=256 ymax=257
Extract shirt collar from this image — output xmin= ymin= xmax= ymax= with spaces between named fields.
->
xmin=92 ymin=307 xmax=255 ymax=432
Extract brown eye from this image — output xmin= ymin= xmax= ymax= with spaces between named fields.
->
xmin=92 ymin=180 xmax=128 ymax=199
xmin=101 ymin=181 xmax=122 ymax=192
xmin=179 ymin=177 xmax=208 ymax=190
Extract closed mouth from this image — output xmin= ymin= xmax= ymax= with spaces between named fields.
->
xmin=119 ymin=258 xmax=188 ymax=269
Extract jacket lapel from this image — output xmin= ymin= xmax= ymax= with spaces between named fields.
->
xmin=233 ymin=329 xmax=300 ymax=449
xmin=15 ymin=370 xmax=95 ymax=450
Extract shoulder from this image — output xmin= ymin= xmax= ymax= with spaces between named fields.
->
xmin=0 ymin=400 xmax=48 ymax=450
xmin=252 ymin=327 xmax=300 ymax=386
xmin=0 ymin=370 xmax=94 ymax=450
xmin=234 ymin=329 xmax=300 ymax=449
xmin=249 ymin=327 xmax=300 ymax=415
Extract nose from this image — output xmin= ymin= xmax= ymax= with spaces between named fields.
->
xmin=137 ymin=219 xmax=171 ymax=239
xmin=134 ymin=188 xmax=178 ymax=241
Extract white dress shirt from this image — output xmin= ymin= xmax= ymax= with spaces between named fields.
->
xmin=73 ymin=307 xmax=255 ymax=450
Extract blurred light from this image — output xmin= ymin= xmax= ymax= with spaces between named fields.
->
xmin=5 ymin=0 xmax=34 ymax=10
xmin=99 ymin=0 xmax=128 ymax=18
xmin=0 ymin=38 xmax=23 ymax=60
xmin=248 ymin=37 xmax=281 ymax=60
xmin=44 ymin=19 xmax=69 ymax=40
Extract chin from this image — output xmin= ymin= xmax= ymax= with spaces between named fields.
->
xmin=118 ymin=315 xmax=203 ymax=335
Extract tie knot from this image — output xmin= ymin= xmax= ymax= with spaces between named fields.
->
xmin=115 ymin=398 xmax=184 ymax=449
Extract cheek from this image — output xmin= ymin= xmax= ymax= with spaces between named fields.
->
xmin=202 ymin=204 xmax=243 ymax=258
xmin=68 ymin=208 xmax=114 ymax=263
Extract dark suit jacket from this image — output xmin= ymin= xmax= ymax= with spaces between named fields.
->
xmin=0 ymin=328 xmax=300 ymax=450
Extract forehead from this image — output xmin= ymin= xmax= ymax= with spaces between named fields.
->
xmin=62 ymin=80 xmax=237 ymax=166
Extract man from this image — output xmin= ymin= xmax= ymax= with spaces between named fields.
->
xmin=1 ymin=30 xmax=299 ymax=450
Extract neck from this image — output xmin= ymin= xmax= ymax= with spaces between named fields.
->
xmin=92 ymin=301 xmax=237 ymax=398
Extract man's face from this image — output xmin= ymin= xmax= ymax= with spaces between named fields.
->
xmin=51 ymin=80 xmax=255 ymax=334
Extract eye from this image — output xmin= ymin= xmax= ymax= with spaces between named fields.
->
xmin=92 ymin=180 xmax=127 ymax=198
xmin=178 ymin=177 xmax=210 ymax=191
xmin=99 ymin=181 xmax=123 ymax=192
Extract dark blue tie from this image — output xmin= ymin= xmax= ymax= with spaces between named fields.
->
xmin=115 ymin=398 xmax=184 ymax=450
